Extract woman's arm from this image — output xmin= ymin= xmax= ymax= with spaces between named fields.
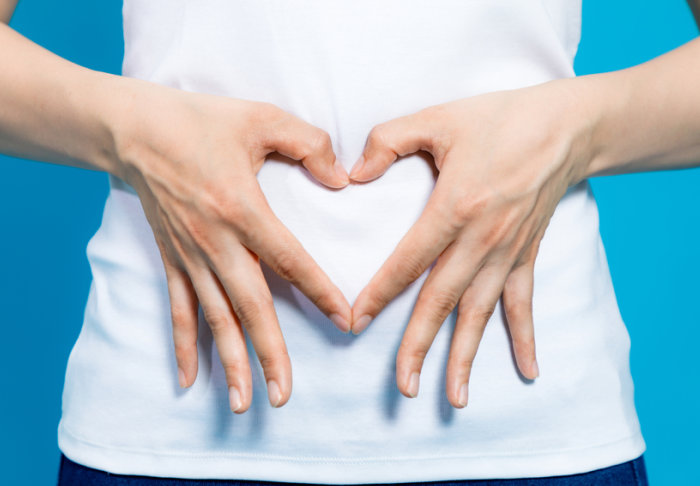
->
xmin=0 ymin=15 xmax=352 ymax=412
xmin=687 ymin=0 xmax=700 ymax=27
xmin=349 ymin=25 xmax=700 ymax=407
xmin=0 ymin=0 xmax=17 ymax=23
xmin=582 ymin=36 xmax=700 ymax=178
xmin=0 ymin=21 xmax=122 ymax=175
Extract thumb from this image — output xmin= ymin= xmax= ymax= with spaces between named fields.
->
xmin=266 ymin=110 xmax=348 ymax=189
xmin=349 ymin=110 xmax=438 ymax=182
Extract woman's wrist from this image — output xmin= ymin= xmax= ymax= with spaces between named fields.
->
xmin=523 ymin=75 xmax=608 ymax=189
xmin=567 ymin=36 xmax=700 ymax=181
xmin=86 ymin=71 xmax=151 ymax=182
xmin=568 ymin=70 xmax=636 ymax=181
xmin=0 ymin=23 xmax=138 ymax=179
xmin=95 ymin=73 xmax=186 ymax=186
xmin=73 ymin=70 xmax=125 ymax=179
xmin=549 ymin=67 xmax=659 ymax=185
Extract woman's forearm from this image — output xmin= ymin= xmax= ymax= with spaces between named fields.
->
xmin=0 ymin=0 xmax=17 ymax=23
xmin=0 ymin=22 xmax=125 ymax=177
xmin=0 ymin=17 xmax=358 ymax=411
xmin=576 ymin=36 xmax=700 ymax=179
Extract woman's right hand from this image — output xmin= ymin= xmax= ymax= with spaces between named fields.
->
xmin=110 ymin=80 xmax=352 ymax=413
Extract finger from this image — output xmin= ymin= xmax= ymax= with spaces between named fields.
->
xmin=502 ymin=259 xmax=538 ymax=380
xmin=186 ymin=261 xmax=254 ymax=413
xmin=446 ymin=263 xmax=511 ymax=409
xmin=164 ymin=260 xmax=200 ymax=388
xmin=264 ymin=108 xmax=348 ymax=188
xmin=349 ymin=110 xmax=441 ymax=182
xmin=502 ymin=227 xmax=545 ymax=380
xmin=153 ymin=236 xmax=200 ymax=389
xmin=394 ymin=238 xmax=485 ymax=398
xmin=209 ymin=242 xmax=293 ymax=408
xmin=351 ymin=189 xmax=457 ymax=334
xmin=238 ymin=193 xmax=352 ymax=333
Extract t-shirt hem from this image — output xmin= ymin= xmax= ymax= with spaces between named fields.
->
xmin=58 ymin=422 xmax=647 ymax=484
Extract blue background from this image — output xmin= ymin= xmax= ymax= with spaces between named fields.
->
xmin=1 ymin=1 xmax=698 ymax=484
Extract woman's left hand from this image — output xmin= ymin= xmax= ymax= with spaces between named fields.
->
xmin=348 ymin=79 xmax=596 ymax=409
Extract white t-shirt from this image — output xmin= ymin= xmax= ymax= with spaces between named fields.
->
xmin=57 ymin=0 xmax=646 ymax=483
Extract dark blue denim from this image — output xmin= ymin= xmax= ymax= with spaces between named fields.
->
xmin=57 ymin=453 xmax=649 ymax=486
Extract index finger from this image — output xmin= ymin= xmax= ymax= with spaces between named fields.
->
xmin=237 ymin=189 xmax=353 ymax=333
xmin=351 ymin=189 xmax=458 ymax=334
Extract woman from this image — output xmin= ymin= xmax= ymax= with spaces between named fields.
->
xmin=2 ymin=0 xmax=698 ymax=484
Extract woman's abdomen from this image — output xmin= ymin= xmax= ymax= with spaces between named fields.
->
xmin=57 ymin=0 xmax=645 ymax=480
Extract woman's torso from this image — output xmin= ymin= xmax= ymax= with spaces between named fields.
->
xmin=58 ymin=1 xmax=645 ymax=482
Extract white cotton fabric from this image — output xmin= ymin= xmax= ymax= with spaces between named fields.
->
xmin=57 ymin=0 xmax=646 ymax=483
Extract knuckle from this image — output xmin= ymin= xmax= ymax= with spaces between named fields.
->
xmin=452 ymin=192 xmax=488 ymax=226
xmin=513 ymin=334 xmax=536 ymax=355
xmin=367 ymin=124 xmax=390 ymax=148
xmin=170 ymin=304 xmax=193 ymax=327
xmin=306 ymin=289 xmax=335 ymax=315
xmin=448 ymin=349 xmax=475 ymax=373
xmin=511 ymin=243 xmax=535 ymax=267
xmin=258 ymin=350 xmax=290 ymax=376
xmin=154 ymin=236 xmax=169 ymax=261
xmin=420 ymin=289 xmax=460 ymax=320
xmin=398 ymin=346 xmax=428 ymax=368
xmin=249 ymin=101 xmax=282 ymax=126
xmin=363 ymin=286 xmax=391 ymax=316
xmin=451 ymin=201 xmax=473 ymax=228
xmin=462 ymin=304 xmax=496 ymax=328
xmin=162 ymin=247 xmax=183 ymax=271
xmin=173 ymin=339 xmax=196 ymax=359
xmin=181 ymin=215 xmax=212 ymax=253
xmin=417 ymin=105 xmax=439 ymax=122
xmin=454 ymin=354 xmax=474 ymax=372
xmin=214 ymin=198 xmax=246 ymax=226
xmin=482 ymin=218 xmax=513 ymax=247
xmin=284 ymin=137 xmax=305 ymax=157
xmin=306 ymin=129 xmax=333 ymax=157
xmin=409 ymin=347 xmax=428 ymax=364
xmin=422 ymin=103 xmax=452 ymax=123
xmin=235 ymin=293 xmax=272 ymax=329
xmin=258 ymin=101 xmax=281 ymax=119
xmin=395 ymin=253 xmax=427 ymax=284
xmin=201 ymin=187 xmax=249 ymax=225
xmin=221 ymin=362 xmax=248 ymax=380
xmin=504 ymin=299 xmax=531 ymax=323
xmin=272 ymin=249 xmax=303 ymax=283
xmin=203 ymin=307 xmax=234 ymax=333
xmin=183 ymin=200 xmax=244 ymax=256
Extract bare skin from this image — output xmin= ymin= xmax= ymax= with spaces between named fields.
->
xmin=0 ymin=6 xmax=352 ymax=413
xmin=350 ymin=8 xmax=700 ymax=407
xmin=0 ymin=0 xmax=17 ymax=23
xmin=2 ymin=1 xmax=700 ymax=411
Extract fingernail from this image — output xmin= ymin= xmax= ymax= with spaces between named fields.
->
xmin=349 ymin=155 xmax=365 ymax=180
xmin=229 ymin=386 xmax=242 ymax=412
xmin=267 ymin=380 xmax=282 ymax=407
xmin=333 ymin=159 xmax=349 ymax=185
xmin=532 ymin=359 xmax=540 ymax=378
xmin=458 ymin=383 xmax=469 ymax=407
xmin=178 ymin=368 xmax=187 ymax=388
xmin=329 ymin=313 xmax=350 ymax=333
xmin=407 ymin=372 xmax=420 ymax=398
xmin=351 ymin=314 xmax=372 ymax=335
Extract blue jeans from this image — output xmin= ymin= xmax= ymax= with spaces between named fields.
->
xmin=57 ymin=453 xmax=649 ymax=485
